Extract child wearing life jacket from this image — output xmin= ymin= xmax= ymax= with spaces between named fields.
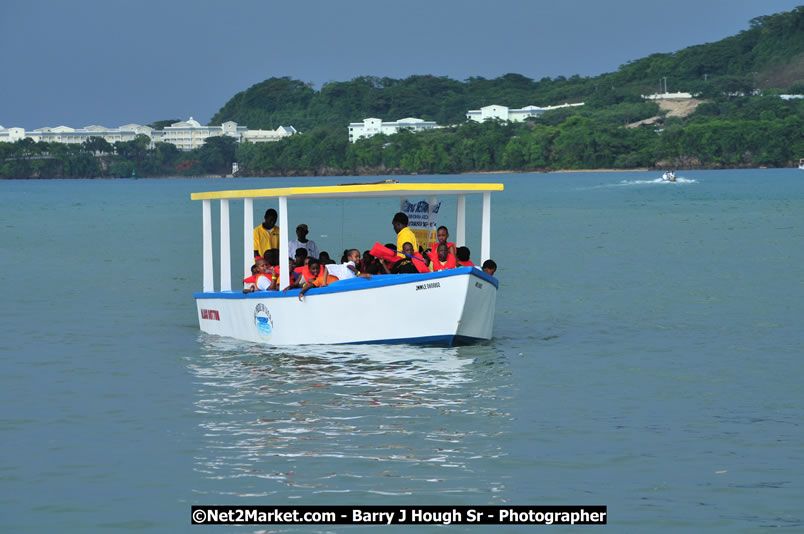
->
xmin=282 ymin=258 xmax=339 ymax=301
xmin=244 ymin=258 xmax=273 ymax=293
xmin=243 ymin=263 xmax=259 ymax=293
xmin=429 ymin=242 xmax=457 ymax=272
xmin=258 ymin=250 xmax=281 ymax=290
xmin=456 ymin=246 xmax=475 ymax=267
xmin=434 ymin=226 xmax=457 ymax=258
xmin=381 ymin=242 xmax=419 ymax=274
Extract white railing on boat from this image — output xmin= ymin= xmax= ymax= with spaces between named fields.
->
xmin=191 ymin=183 xmax=504 ymax=293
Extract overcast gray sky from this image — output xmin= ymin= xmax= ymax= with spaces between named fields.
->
xmin=1 ymin=0 xmax=801 ymax=130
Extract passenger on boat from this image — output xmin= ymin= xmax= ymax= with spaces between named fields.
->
xmin=435 ymin=226 xmax=458 ymax=257
xmin=253 ymin=209 xmax=280 ymax=258
xmin=294 ymin=255 xmax=313 ymax=283
xmin=262 ymin=250 xmax=281 ymax=290
xmin=392 ymin=212 xmax=418 ymax=258
xmin=326 ymin=249 xmax=372 ymax=280
xmin=287 ymin=223 xmax=319 ymax=260
xmin=243 ymin=263 xmax=259 ymax=292
xmin=482 ymin=259 xmax=497 ymax=277
xmin=429 ymin=243 xmax=457 ymax=271
xmin=244 ymin=258 xmax=274 ymax=293
xmin=381 ymin=242 xmax=420 ymax=274
xmin=287 ymin=258 xmax=298 ymax=285
xmin=365 ymin=258 xmax=383 ymax=275
xmin=361 ymin=250 xmax=374 ymax=272
xmin=318 ymin=251 xmax=336 ymax=265
xmin=406 ymin=242 xmax=431 ymax=273
xmin=456 ymin=246 xmax=475 ymax=267
xmin=293 ymin=248 xmax=308 ymax=272
xmin=283 ymin=258 xmax=339 ymax=301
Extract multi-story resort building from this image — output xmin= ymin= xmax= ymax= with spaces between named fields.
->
xmin=242 ymin=125 xmax=298 ymax=143
xmin=348 ymin=117 xmax=437 ymax=143
xmin=0 ymin=127 xmax=25 ymax=143
xmin=0 ymin=124 xmax=153 ymax=145
xmin=152 ymin=118 xmax=246 ymax=150
xmin=466 ymin=103 xmax=584 ymax=123
xmin=0 ymin=118 xmax=296 ymax=150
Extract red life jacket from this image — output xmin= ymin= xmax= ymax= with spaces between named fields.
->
xmin=413 ymin=253 xmax=430 ymax=273
xmin=429 ymin=251 xmax=457 ymax=271
xmin=369 ymin=242 xmax=401 ymax=264
xmin=458 ymin=260 xmax=475 ymax=267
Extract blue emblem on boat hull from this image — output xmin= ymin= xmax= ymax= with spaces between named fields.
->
xmin=254 ymin=304 xmax=273 ymax=340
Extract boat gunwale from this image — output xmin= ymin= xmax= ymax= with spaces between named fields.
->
xmin=194 ymin=266 xmax=498 ymax=299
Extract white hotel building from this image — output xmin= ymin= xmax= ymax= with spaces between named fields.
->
xmin=0 ymin=124 xmax=153 ymax=145
xmin=152 ymin=118 xmax=246 ymax=151
xmin=466 ymin=103 xmax=584 ymax=123
xmin=348 ymin=117 xmax=437 ymax=143
xmin=1 ymin=118 xmax=296 ymax=150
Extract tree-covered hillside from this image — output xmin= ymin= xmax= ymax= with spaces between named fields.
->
xmin=2 ymin=7 xmax=803 ymax=179
xmin=211 ymin=7 xmax=804 ymax=131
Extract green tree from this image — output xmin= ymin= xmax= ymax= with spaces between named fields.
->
xmin=199 ymin=136 xmax=238 ymax=174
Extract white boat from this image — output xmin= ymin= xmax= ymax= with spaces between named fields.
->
xmin=191 ymin=182 xmax=503 ymax=345
xmin=798 ymin=158 xmax=804 ymax=170
xmin=662 ymin=170 xmax=676 ymax=182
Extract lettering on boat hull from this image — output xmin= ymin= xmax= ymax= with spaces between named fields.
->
xmin=200 ymin=309 xmax=220 ymax=321
xmin=415 ymin=281 xmax=441 ymax=291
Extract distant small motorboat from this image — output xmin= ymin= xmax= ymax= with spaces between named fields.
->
xmin=662 ymin=170 xmax=676 ymax=182
xmin=798 ymin=158 xmax=804 ymax=170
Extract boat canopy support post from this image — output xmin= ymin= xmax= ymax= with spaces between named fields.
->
xmin=481 ymin=192 xmax=491 ymax=262
xmin=219 ymin=199 xmax=231 ymax=291
xmin=456 ymin=194 xmax=466 ymax=247
xmin=278 ymin=196 xmax=289 ymax=290
xmin=243 ymin=198 xmax=253 ymax=280
xmin=202 ymin=199 xmax=214 ymax=292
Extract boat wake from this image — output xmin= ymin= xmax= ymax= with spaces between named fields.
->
xmin=616 ymin=177 xmax=696 ymax=186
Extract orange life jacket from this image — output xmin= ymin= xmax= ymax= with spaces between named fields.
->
xmin=429 ymin=251 xmax=457 ymax=271
xmin=305 ymin=270 xmax=339 ymax=288
xmin=295 ymin=265 xmax=313 ymax=281
xmin=458 ymin=260 xmax=475 ymax=267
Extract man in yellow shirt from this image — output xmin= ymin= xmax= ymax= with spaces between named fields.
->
xmin=392 ymin=212 xmax=418 ymax=258
xmin=253 ymin=208 xmax=280 ymax=258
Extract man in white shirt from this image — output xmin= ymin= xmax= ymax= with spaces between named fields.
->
xmin=287 ymin=223 xmax=319 ymax=260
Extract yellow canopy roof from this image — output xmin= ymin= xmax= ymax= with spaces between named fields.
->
xmin=191 ymin=182 xmax=503 ymax=201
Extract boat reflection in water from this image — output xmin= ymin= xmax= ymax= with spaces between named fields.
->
xmin=189 ymin=334 xmax=511 ymax=500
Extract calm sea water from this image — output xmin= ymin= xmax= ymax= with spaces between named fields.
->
xmin=1 ymin=169 xmax=802 ymax=533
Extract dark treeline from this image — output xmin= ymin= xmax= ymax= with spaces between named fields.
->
xmin=2 ymin=7 xmax=803 ymax=179
xmin=0 ymin=135 xmax=237 ymax=179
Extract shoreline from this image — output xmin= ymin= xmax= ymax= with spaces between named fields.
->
xmin=1 ymin=165 xmax=791 ymax=180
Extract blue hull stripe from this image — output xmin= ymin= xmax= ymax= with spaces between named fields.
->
xmin=195 ymin=266 xmax=498 ymax=299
